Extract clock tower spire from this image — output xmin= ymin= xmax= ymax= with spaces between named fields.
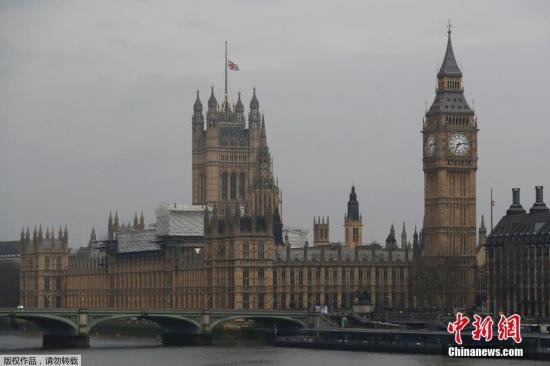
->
xmin=421 ymin=24 xmax=478 ymax=310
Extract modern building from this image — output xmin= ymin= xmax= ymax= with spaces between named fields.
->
xmin=486 ymin=187 xmax=550 ymax=318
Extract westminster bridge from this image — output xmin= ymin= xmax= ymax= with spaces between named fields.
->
xmin=0 ymin=308 xmax=314 ymax=348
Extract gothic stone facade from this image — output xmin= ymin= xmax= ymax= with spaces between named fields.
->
xmin=20 ymin=190 xmax=412 ymax=311
xmin=421 ymin=28 xmax=478 ymax=309
xmin=19 ymin=30 xmax=480 ymax=312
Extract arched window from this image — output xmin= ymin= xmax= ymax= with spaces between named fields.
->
xmin=239 ymin=173 xmax=246 ymax=199
xmin=230 ymin=173 xmax=237 ymax=199
xmin=221 ymin=173 xmax=228 ymax=199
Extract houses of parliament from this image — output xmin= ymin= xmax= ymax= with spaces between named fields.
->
xmin=19 ymin=29 xmax=481 ymax=312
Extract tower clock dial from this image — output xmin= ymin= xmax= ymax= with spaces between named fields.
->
xmin=425 ymin=134 xmax=436 ymax=157
xmin=448 ymin=133 xmax=470 ymax=156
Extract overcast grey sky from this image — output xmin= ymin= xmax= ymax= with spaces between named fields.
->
xmin=1 ymin=0 xmax=549 ymax=246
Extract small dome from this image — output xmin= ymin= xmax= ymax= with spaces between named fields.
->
xmin=193 ymin=90 xmax=203 ymax=112
xmin=249 ymin=87 xmax=259 ymax=110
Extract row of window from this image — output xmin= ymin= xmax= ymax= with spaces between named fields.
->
xmin=43 ymin=276 xmax=63 ymax=291
xmin=243 ymin=240 xmax=264 ymax=259
xmin=221 ymin=154 xmax=248 ymax=162
xmin=221 ymin=172 xmax=246 ymax=200
xmin=25 ymin=256 xmax=62 ymax=271
xmin=447 ymin=80 xmax=461 ymax=90
xmin=272 ymin=267 xmax=406 ymax=286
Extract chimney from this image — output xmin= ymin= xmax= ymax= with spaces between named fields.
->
xmin=506 ymin=188 xmax=526 ymax=215
xmin=530 ymin=186 xmax=549 ymax=214
xmin=513 ymin=188 xmax=520 ymax=205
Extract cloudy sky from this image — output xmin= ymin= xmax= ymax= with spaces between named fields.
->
xmin=1 ymin=0 xmax=549 ymax=246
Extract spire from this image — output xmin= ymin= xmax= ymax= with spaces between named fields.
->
xmin=401 ymin=222 xmax=407 ymax=247
xmin=20 ymin=227 xmax=25 ymax=241
xmin=134 ymin=212 xmax=139 ymax=228
xmin=250 ymin=87 xmax=259 ymax=110
xmin=38 ymin=225 xmax=43 ymax=241
xmin=139 ymin=211 xmax=145 ymax=229
xmin=346 ymin=185 xmax=360 ymax=221
xmin=437 ymin=20 xmax=462 ymax=78
xmin=59 ymin=226 xmax=63 ymax=240
xmin=26 ymin=227 xmax=30 ymax=240
xmin=273 ymin=207 xmax=283 ymax=245
xmin=260 ymin=115 xmax=267 ymax=144
xmin=222 ymin=92 xmax=231 ymax=113
xmin=386 ymin=224 xmax=397 ymax=249
xmin=193 ymin=90 xmax=203 ymax=113
xmin=235 ymin=91 xmax=244 ymax=113
xmin=90 ymin=228 xmax=96 ymax=242
xmin=479 ymin=214 xmax=487 ymax=232
xmin=45 ymin=227 xmax=50 ymax=240
xmin=208 ymin=86 xmax=217 ymax=111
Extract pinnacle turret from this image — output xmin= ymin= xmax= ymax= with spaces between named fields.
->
xmin=386 ymin=224 xmax=397 ymax=249
xmin=139 ymin=211 xmax=145 ymax=229
xmin=480 ymin=214 xmax=487 ymax=233
xmin=345 ymin=185 xmax=360 ymax=221
xmin=401 ymin=222 xmax=407 ymax=248
xmin=235 ymin=91 xmax=244 ymax=113
xmin=193 ymin=90 xmax=203 ymax=113
xmin=250 ymin=87 xmax=259 ymax=110
xmin=208 ymin=86 xmax=217 ymax=111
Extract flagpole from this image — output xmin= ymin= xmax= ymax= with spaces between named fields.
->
xmin=490 ymin=188 xmax=494 ymax=231
xmin=224 ymin=41 xmax=228 ymax=95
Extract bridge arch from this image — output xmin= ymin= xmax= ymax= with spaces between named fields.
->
xmin=88 ymin=313 xmax=201 ymax=334
xmin=6 ymin=314 xmax=79 ymax=335
xmin=209 ymin=314 xmax=307 ymax=332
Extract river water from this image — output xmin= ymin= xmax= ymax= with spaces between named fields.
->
xmin=0 ymin=333 xmax=544 ymax=366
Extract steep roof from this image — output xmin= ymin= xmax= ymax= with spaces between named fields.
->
xmin=486 ymin=211 xmax=550 ymax=246
xmin=438 ymin=30 xmax=462 ymax=78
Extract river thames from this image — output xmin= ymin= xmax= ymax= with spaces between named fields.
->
xmin=0 ymin=333 xmax=545 ymax=366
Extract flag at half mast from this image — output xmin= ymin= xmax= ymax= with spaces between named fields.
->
xmin=224 ymin=41 xmax=239 ymax=95
xmin=228 ymin=60 xmax=239 ymax=71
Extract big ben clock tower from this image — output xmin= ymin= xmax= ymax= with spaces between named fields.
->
xmin=421 ymin=25 xmax=478 ymax=310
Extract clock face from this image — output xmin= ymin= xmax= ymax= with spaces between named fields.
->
xmin=425 ymin=134 xmax=436 ymax=157
xmin=448 ymin=133 xmax=470 ymax=156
